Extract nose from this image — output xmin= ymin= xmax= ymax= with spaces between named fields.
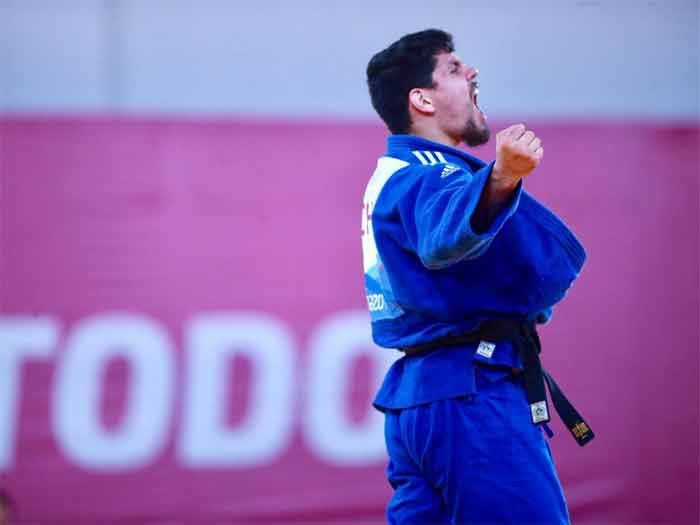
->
xmin=465 ymin=67 xmax=478 ymax=82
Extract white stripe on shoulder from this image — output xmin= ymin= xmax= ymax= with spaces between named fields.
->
xmin=434 ymin=151 xmax=447 ymax=163
xmin=364 ymin=156 xmax=411 ymax=202
xmin=412 ymin=151 xmax=428 ymax=165
xmin=422 ymin=151 xmax=437 ymax=164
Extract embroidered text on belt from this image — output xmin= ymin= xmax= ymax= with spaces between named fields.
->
xmin=401 ymin=320 xmax=595 ymax=446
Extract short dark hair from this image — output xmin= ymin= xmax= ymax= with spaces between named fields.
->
xmin=367 ymin=29 xmax=455 ymax=134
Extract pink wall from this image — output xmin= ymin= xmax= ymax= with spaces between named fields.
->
xmin=0 ymin=118 xmax=697 ymax=523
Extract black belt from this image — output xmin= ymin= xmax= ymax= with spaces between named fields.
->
xmin=401 ymin=320 xmax=595 ymax=446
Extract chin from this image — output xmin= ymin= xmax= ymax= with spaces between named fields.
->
xmin=462 ymin=124 xmax=490 ymax=147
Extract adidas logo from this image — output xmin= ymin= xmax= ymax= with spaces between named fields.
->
xmin=440 ymin=164 xmax=460 ymax=178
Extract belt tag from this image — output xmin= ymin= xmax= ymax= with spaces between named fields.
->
xmin=569 ymin=421 xmax=595 ymax=446
xmin=530 ymin=400 xmax=550 ymax=424
xmin=476 ymin=341 xmax=496 ymax=358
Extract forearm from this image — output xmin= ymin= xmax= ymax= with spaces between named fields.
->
xmin=471 ymin=167 xmax=520 ymax=234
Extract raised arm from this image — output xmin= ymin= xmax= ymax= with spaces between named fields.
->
xmin=473 ymin=124 xmax=544 ymax=232
xmin=399 ymin=124 xmax=544 ymax=269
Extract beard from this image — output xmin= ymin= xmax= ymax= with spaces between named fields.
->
xmin=461 ymin=116 xmax=490 ymax=147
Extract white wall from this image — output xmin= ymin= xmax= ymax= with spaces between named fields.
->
xmin=1 ymin=0 xmax=698 ymax=119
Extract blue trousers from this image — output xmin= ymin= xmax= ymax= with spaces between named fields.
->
xmin=384 ymin=365 xmax=570 ymax=524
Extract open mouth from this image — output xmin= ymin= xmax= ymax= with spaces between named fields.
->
xmin=471 ymin=81 xmax=486 ymax=119
xmin=471 ymin=81 xmax=480 ymax=107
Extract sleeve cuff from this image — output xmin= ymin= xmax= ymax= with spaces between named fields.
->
xmin=466 ymin=161 xmax=522 ymax=241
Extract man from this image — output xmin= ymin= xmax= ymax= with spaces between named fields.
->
xmin=362 ymin=29 xmax=591 ymax=524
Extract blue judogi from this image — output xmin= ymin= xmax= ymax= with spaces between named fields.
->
xmin=361 ymin=135 xmax=586 ymax=524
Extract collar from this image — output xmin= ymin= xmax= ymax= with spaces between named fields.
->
xmin=386 ymin=134 xmax=487 ymax=172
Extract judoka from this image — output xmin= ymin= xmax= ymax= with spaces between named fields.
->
xmin=362 ymin=28 xmax=593 ymax=524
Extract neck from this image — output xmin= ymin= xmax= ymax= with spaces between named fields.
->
xmin=408 ymin=123 xmax=460 ymax=148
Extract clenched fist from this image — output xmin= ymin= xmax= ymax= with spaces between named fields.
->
xmin=492 ymin=124 xmax=543 ymax=186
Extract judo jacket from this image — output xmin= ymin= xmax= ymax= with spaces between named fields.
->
xmin=361 ymin=134 xmax=586 ymax=410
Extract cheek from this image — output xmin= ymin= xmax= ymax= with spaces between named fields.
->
xmin=435 ymin=90 xmax=465 ymax=118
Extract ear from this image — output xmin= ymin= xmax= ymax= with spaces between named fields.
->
xmin=408 ymin=88 xmax=435 ymax=115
